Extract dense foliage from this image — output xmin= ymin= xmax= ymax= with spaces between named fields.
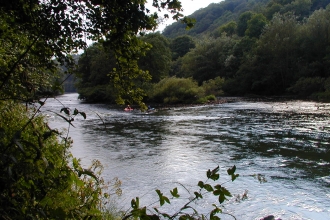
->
xmin=0 ymin=102 xmax=121 ymax=219
xmin=76 ymin=0 xmax=330 ymax=103
xmin=149 ymin=77 xmax=204 ymax=104
xmin=0 ymin=0 xmax=198 ymax=219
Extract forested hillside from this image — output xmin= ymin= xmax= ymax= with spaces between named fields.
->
xmin=162 ymin=0 xmax=270 ymax=38
xmin=163 ymin=0 xmax=330 ymax=38
xmin=75 ymin=0 xmax=330 ymax=103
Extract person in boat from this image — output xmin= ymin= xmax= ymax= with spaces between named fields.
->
xmin=147 ymin=105 xmax=156 ymax=112
xmin=125 ymin=105 xmax=132 ymax=110
xmin=147 ymin=105 xmax=154 ymax=111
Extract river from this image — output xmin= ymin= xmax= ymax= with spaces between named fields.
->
xmin=42 ymin=93 xmax=330 ymax=220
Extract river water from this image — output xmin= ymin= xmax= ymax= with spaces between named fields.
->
xmin=42 ymin=93 xmax=330 ymax=220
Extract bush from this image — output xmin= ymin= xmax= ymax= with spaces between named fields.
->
xmin=287 ymin=77 xmax=325 ymax=97
xmin=0 ymin=101 xmax=121 ymax=219
xmin=149 ymin=77 xmax=204 ymax=104
xmin=201 ymin=77 xmax=225 ymax=97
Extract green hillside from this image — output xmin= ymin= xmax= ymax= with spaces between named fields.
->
xmin=162 ymin=0 xmax=271 ymax=38
xmin=163 ymin=0 xmax=330 ymax=38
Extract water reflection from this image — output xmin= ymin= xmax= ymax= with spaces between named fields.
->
xmin=43 ymin=94 xmax=330 ymax=220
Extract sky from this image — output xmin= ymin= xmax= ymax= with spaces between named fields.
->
xmin=152 ymin=0 xmax=221 ymax=31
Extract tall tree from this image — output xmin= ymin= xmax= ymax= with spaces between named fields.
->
xmin=237 ymin=11 xmax=254 ymax=36
xmin=75 ymin=43 xmax=118 ymax=102
xmin=139 ymin=33 xmax=172 ymax=83
xmin=0 ymin=0 xmax=192 ymax=106
xmin=170 ymin=35 xmax=196 ymax=60
xmin=181 ymin=36 xmax=237 ymax=85
xmin=245 ymin=13 xmax=268 ymax=38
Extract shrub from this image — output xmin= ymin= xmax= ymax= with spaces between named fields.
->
xmin=0 ymin=101 xmax=121 ymax=219
xmin=150 ymin=77 xmax=204 ymax=104
xmin=287 ymin=77 xmax=325 ymax=97
xmin=201 ymin=77 xmax=225 ymax=97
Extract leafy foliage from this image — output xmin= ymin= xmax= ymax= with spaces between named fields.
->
xmin=163 ymin=0 xmax=270 ymax=38
xmin=201 ymin=77 xmax=225 ymax=97
xmin=149 ymin=77 xmax=204 ymax=104
xmin=1 ymin=0 xmax=198 ymax=219
xmin=170 ymin=35 xmax=196 ymax=60
xmin=0 ymin=101 xmax=121 ymax=219
xmin=180 ymin=36 xmax=238 ymax=85
xmin=123 ymin=166 xmax=239 ymax=220
xmin=75 ymin=43 xmax=118 ymax=102
xmin=138 ymin=33 xmax=172 ymax=83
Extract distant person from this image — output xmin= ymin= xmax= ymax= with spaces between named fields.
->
xmin=147 ymin=105 xmax=155 ymax=112
xmin=125 ymin=105 xmax=133 ymax=111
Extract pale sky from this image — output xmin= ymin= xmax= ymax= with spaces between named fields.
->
xmin=151 ymin=0 xmax=222 ymax=31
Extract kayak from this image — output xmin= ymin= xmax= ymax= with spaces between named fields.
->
xmin=146 ymin=108 xmax=157 ymax=114
xmin=124 ymin=108 xmax=133 ymax=111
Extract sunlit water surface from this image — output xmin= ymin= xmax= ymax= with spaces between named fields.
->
xmin=42 ymin=93 xmax=330 ymax=220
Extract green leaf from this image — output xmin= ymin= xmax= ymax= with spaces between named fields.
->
xmin=79 ymin=112 xmax=86 ymax=119
xmin=210 ymin=173 xmax=219 ymax=181
xmin=213 ymin=189 xmax=221 ymax=196
xmin=131 ymin=197 xmax=139 ymax=209
xmin=194 ymin=191 xmax=203 ymax=199
xmin=156 ymin=189 xmax=162 ymax=198
xmin=231 ymin=173 xmax=239 ymax=181
xmin=221 ymin=187 xmax=232 ymax=197
xmin=60 ymin=107 xmax=70 ymax=115
xmin=204 ymin=184 xmax=214 ymax=192
xmin=218 ymin=193 xmax=226 ymax=204
xmin=210 ymin=206 xmax=222 ymax=220
xmin=160 ymin=197 xmax=165 ymax=206
xmin=214 ymin=184 xmax=221 ymax=190
xmin=207 ymin=169 xmax=212 ymax=178
xmin=227 ymin=165 xmax=236 ymax=175
xmin=198 ymin=181 xmax=204 ymax=188
xmin=207 ymin=166 xmax=220 ymax=180
xmin=163 ymin=196 xmax=170 ymax=204
xmin=170 ymin=187 xmax=180 ymax=198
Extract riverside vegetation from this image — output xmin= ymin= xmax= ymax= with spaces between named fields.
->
xmin=1 ymin=0 xmax=329 ymax=219
xmin=0 ymin=0 xmax=240 ymax=219
xmin=75 ymin=0 xmax=330 ymax=104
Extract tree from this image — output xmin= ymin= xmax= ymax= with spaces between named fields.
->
xmin=218 ymin=21 xmax=238 ymax=37
xmin=0 ymin=0 xmax=192 ymax=107
xmin=0 ymin=0 xmax=192 ymax=218
xmin=245 ymin=13 xmax=268 ymax=38
xmin=139 ymin=33 xmax=172 ymax=83
xmin=75 ymin=43 xmax=118 ymax=102
xmin=237 ymin=11 xmax=254 ymax=36
xmin=170 ymin=35 xmax=196 ymax=60
xmin=181 ymin=36 xmax=238 ymax=85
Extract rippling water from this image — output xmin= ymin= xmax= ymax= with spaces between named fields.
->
xmin=42 ymin=93 xmax=330 ymax=220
